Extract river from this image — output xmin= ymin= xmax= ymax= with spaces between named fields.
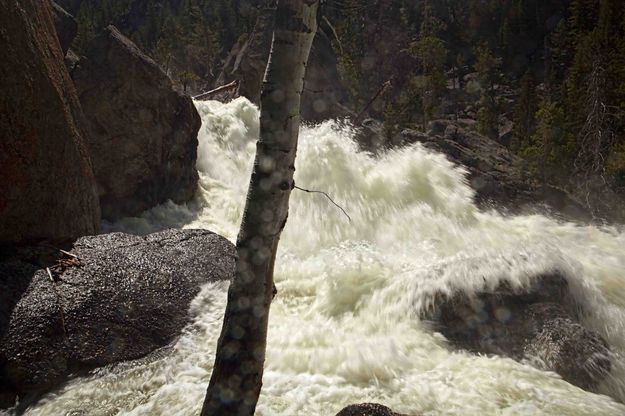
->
xmin=24 ymin=98 xmax=625 ymax=415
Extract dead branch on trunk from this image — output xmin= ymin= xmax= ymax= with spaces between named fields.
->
xmin=294 ymin=185 xmax=351 ymax=222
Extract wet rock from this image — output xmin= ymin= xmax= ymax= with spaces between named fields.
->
xmin=51 ymin=1 xmax=77 ymax=55
xmin=523 ymin=303 xmax=611 ymax=390
xmin=355 ymin=119 xmax=388 ymax=152
xmin=72 ymin=25 xmax=200 ymax=221
xmin=0 ymin=229 xmax=234 ymax=408
xmin=336 ymin=403 xmax=409 ymax=416
xmin=424 ymin=273 xmax=611 ymax=390
xmin=0 ymin=0 xmax=100 ymax=246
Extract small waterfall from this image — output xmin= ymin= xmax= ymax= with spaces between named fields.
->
xmin=25 ymin=98 xmax=625 ymax=416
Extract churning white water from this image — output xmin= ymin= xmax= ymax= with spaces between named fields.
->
xmin=23 ymin=98 xmax=625 ymax=415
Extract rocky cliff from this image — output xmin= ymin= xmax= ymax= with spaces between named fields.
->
xmin=0 ymin=0 xmax=100 ymax=246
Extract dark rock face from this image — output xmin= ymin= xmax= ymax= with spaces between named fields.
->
xmin=0 ymin=0 xmax=100 ymax=246
xmin=72 ymin=25 xmax=201 ymax=221
xmin=51 ymin=1 xmax=77 ymax=55
xmin=336 ymin=403 xmax=409 ymax=416
xmin=355 ymin=119 xmax=391 ymax=151
xmin=423 ymin=273 xmax=611 ymax=390
xmin=523 ymin=303 xmax=611 ymax=389
xmin=0 ymin=229 xmax=234 ymax=408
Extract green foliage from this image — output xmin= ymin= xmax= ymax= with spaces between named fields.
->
xmin=73 ymin=0 xmax=133 ymax=53
xmin=69 ymin=0 xmax=625 ymax=195
xmin=70 ymin=0 xmax=246 ymax=92
xmin=332 ymin=0 xmax=371 ymax=109
xmin=512 ymin=71 xmax=538 ymax=151
xmin=409 ymin=34 xmax=448 ymax=127
xmin=507 ymin=0 xmax=625 ymax=192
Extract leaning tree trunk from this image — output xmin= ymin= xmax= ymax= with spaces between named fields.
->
xmin=201 ymin=1 xmax=319 ymax=415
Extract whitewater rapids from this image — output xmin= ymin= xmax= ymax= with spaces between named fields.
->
xmin=23 ymin=98 xmax=625 ymax=415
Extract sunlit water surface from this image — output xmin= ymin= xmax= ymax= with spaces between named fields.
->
xmin=23 ymin=98 xmax=625 ymax=415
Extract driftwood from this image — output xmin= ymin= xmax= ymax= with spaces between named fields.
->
xmin=192 ymin=79 xmax=240 ymax=101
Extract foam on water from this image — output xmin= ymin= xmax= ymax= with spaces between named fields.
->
xmin=24 ymin=98 xmax=625 ymax=415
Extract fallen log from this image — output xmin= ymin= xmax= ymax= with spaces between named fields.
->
xmin=193 ymin=80 xmax=240 ymax=101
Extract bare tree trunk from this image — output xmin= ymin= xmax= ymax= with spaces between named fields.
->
xmin=574 ymin=53 xmax=615 ymax=217
xmin=575 ymin=56 xmax=613 ymax=177
xmin=201 ymin=1 xmax=319 ymax=415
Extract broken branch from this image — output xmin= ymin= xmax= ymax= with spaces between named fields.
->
xmin=193 ymin=80 xmax=240 ymax=101
xmin=294 ymin=185 xmax=352 ymax=222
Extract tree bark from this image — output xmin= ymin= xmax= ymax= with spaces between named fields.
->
xmin=201 ymin=1 xmax=319 ymax=415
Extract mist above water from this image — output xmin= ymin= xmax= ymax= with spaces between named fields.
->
xmin=25 ymin=98 xmax=625 ymax=416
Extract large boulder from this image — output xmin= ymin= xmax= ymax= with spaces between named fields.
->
xmin=423 ymin=273 xmax=611 ymax=391
xmin=336 ymin=403 xmax=410 ymax=416
xmin=0 ymin=0 xmax=100 ymax=246
xmin=0 ymin=229 xmax=234 ymax=408
xmin=72 ymin=25 xmax=201 ymax=221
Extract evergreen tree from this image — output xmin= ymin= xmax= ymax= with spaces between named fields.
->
xmin=410 ymin=35 xmax=448 ymax=128
xmin=65 ymin=0 xmax=625 ymax=201
xmin=512 ymin=71 xmax=538 ymax=151
xmin=474 ymin=43 xmax=501 ymax=139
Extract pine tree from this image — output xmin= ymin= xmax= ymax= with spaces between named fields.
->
xmin=474 ymin=43 xmax=501 ymax=139
xmin=512 ymin=71 xmax=538 ymax=151
xmin=411 ymin=35 xmax=448 ymax=128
